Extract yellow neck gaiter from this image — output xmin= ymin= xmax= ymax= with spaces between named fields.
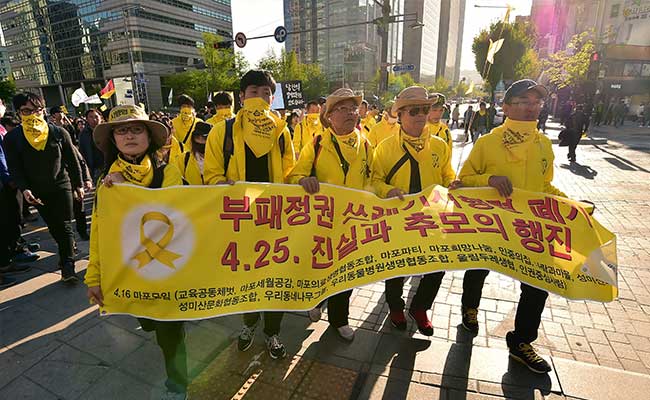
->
xmin=305 ymin=113 xmax=320 ymax=125
xmin=499 ymin=118 xmax=539 ymax=160
xmin=238 ymin=97 xmax=277 ymax=158
xmin=330 ymin=128 xmax=360 ymax=164
xmin=400 ymin=128 xmax=428 ymax=153
xmin=109 ymin=154 xmax=154 ymax=187
xmin=479 ymin=109 xmax=487 ymax=116
xmin=214 ymin=108 xmax=234 ymax=122
xmin=180 ymin=106 xmax=194 ymax=123
xmin=22 ymin=114 xmax=49 ymax=151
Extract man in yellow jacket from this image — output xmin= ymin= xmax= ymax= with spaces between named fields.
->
xmin=359 ymin=99 xmax=378 ymax=137
xmin=371 ymin=86 xmax=456 ymax=337
xmin=172 ymin=94 xmax=203 ymax=147
xmin=367 ymin=102 xmax=399 ymax=147
xmin=292 ymin=100 xmax=323 ymax=158
xmin=205 ymin=92 xmax=235 ymax=125
xmin=425 ymin=93 xmax=453 ymax=157
xmin=203 ymin=70 xmax=295 ymax=360
xmin=458 ymin=79 xmax=563 ymax=374
xmin=288 ymin=88 xmax=373 ymax=342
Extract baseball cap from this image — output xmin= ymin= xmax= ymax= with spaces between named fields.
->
xmin=504 ymin=79 xmax=548 ymax=103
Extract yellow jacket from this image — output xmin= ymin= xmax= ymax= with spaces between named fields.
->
xmin=203 ymin=112 xmax=295 ymax=184
xmin=292 ymin=116 xmax=324 ymax=154
xmin=175 ymin=151 xmax=205 ymax=185
xmin=168 ymin=136 xmax=184 ymax=164
xmin=287 ymin=128 xmax=373 ymax=191
xmin=360 ymin=115 xmax=378 ymax=137
xmin=458 ymin=119 xmax=566 ymax=196
xmin=172 ymin=115 xmax=203 ymax=146
xmin=372 ymin=130 xmax=455 ymax=198
xmin=84 ymin=163 xmax=183 ymax=287
xmin=367 ymin=118 xmax=400 ymax=147
xmin=425 ymin=121 xmax=453 ymax=157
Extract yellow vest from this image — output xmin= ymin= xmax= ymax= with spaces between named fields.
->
xmin=371 ymin=131 xmax=455 ymax=198
xmin=287 ymin=128 xmax=374 ymax=191
xmin=458 ymin=119 xmax=565 ymax=196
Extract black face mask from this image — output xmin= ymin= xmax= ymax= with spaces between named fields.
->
xmin=193 ymin=142 xmax=206 ymax=154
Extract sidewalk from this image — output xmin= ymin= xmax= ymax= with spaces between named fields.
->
xmin=2 ymin=123 xmax=650 ymax=399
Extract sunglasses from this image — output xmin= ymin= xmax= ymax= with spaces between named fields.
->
xmin=405 ymin=105 xmax=431 ymax=116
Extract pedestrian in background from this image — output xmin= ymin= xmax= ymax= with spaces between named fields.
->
xmin=451 ymin=104 xmax=460 ymax=129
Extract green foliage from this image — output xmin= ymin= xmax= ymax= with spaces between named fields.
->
xmin=541 ymin=31 xmax=595 ymax=90
xmin=0 ymin=78 xmax=16 ymax=105
xmin=427 ymin=76 xmax=453 ymax=98
xmin=453 ymin=80 xmax=469 ymax=98
xmin=515 ymin=48 xmax=541 ymax=81
xmin=256 ymin=49 xmax=328 ymax=101
xmin=472 ymin=20 xmax=537 ymax=92
xmin=162 ymin=33 xmax=249 ymax=107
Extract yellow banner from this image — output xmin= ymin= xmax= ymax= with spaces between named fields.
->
xmin=95 ymin=184 xmax=618 ymax=321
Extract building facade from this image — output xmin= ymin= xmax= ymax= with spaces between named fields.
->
xmin=0 ymin=0 xmax=232 ymax=111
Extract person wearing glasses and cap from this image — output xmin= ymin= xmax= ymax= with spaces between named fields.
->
xmin=371 ymin=86 xmax=456 ymax=336
xmin=3 ymin=93 xmax=83 ymax=283
xmin=175 ymin=121 xmax=212 ymax=185
xmin=84 ymin=105 xmax=188 ymax=399
xmin=457 ymin=79 xmax=565 ymax=374
xmin=287 ymin=88 xmax=374 ymax=342
xmin=425 ymin=93 xmax=453 ymax=157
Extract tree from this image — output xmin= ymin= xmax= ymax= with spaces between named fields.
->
xmin=453 ymin=80 xmax=469 ymax=98
xmin=541 ymin=31 xmax=595 ymax=91
xmin=256 ymin=49 xmax=328 ymax=101
xmin=0 ymin=78 xmax=16 ymax=105
xmin=428 ymin=76 xmax=452 ymax=98
xmin=472 ymin=20 xmax=537 ymax=94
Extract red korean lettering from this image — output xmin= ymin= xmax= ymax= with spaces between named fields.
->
xmin=311 ymin=235 xmax=334 ymax=269
xmin=360 ymin=220 xmax=392 ymax=244
xmin=439 ymin=212 xmax=477 ymax=233
xmin=254 ymin=195 xmax=283 ymax=229
xmin=220 ymin=196 xmax=253 ymax=232
xmin=512 ymin=219 xmax=545 ymax=253
xmin=404 ymin=212 xmax=439 ymax=237
xmin=545 ymin=224 xmax=572 ymax=261
xmin=342 ymin=202 xmax=369 ymax=224
xmin=473 ymin=213 xmax=509 ymax=240
xmin=336 ymin=226 xmax=359 ymax=260
xmin=458 ymin=195 xmax=494 ymax=210
xmin=528 ymin=197 xmax=565 ymax=224
xmin=313 ymin=195 xmax=335 ymax=228
xmin=285 ymin=195 xmax=311 ymax=225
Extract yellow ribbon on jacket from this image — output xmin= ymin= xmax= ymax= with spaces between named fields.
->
xmin=22 ymin=114 xmax=49 ymax=151
xmin=109 ymin=155 xmax=154 ymax=186
xmin=239 ymin=98 xmax=277 ymax=158
xmin=132 ymin=212 xmax=181 ymax=269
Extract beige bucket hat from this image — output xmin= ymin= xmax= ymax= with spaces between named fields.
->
xmin=93 ymin=105 xmax=168 ymax=155
xmin=391 ymin=86 xmax=437 ymax=115
xmin=324 ymin=88 xmax=362 ymax=116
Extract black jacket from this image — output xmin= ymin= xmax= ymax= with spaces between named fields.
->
xmin=78 ymin=125 xmax=104 ymax=173
xmin=2 ymin=123 xmax=82 ymax=194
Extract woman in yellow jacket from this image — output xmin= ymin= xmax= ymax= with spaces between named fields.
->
xmin=425 ymin=93 xmax=453 ymax=157
xmin=371 ymin=86 xmax=456 ymax=337
xmin=367 ymin=102 xmax=400 ymax=147
xmin=287 ymin=88 xmax=374 ymax=342
xmin=175 ymin=121 xmax=212 ymax=185
xmin=84 ymin=105 xmax=188 ymax=399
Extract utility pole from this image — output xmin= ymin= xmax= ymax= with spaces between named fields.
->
xmin=122 ymin=7 xmax=137 ymax=105
xmin=376 ymin=1 xmax=391 ymax=93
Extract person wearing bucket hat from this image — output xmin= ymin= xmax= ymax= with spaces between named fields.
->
xmin=85 ymin=104 xmax=188 ymax=399
xmin=3 ymin=92 xmax=83 ymax=283
xmin=425 ymin=93 xmax=453 ymax=157
xmin=457 ymin=78 xmax=561 ymax=374
xmin=204 ymin=70 xmax=295 ymax=361
xmin=366 ymin=100 xmax=399 ymax=147
xmin=172 ymin=94 xmax=203 ymax=147
xmin=287 ymin=88 xmax=373 ymax=341
xmin=174 ymin=120 xmax=212 ymax=185
xmin=371 ymin=86 xmax=456 ymax=336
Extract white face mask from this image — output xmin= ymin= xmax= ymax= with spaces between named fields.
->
xmin=0 ymin=104 xmax=5 ymax=118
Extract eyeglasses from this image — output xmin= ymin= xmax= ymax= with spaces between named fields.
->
xmin=510 ymin=101 xmax=544 ymax=108
xmin=405 ymin=105 xmax=431 ymax=116
xmin=331 ymin=106 xmax=359 ymax=114
xmin=113 ymin=124 xmax=146 ymax=135
xmin=19 ymin=107 xmax=44 ymax=116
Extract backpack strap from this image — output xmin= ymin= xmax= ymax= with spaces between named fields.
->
xmin=310 ymin=135 xmax=323 ymax=177
xmin=278 ymin=132 xmax=286 ymax=156
xmin=223 ymin=118 xmax=235 ymax=173
xmin=183 ymin=151 xmax=191 ymax=173
xmin=149 ymin=165 xmax=165 ymax=189
xmin=181 ymin=117 xmax=197 ymax=145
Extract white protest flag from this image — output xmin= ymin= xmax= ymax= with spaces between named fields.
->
xmin=168 ymin=87 xmax=173 ymax=106
xmin=486 ymin=38 xmax=505 ymax=65
xmin=71 ymin=88 xmax=89 ymax=107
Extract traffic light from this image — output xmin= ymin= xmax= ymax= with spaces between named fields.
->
xmin=587 ymin=52 xmax=601 ymax=80
xmin=591 ymin=52 xmax=600 ymax=62
xmin=214 ymin=41 xmax=233 ymax=49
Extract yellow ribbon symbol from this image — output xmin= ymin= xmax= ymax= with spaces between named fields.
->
xmin=132 ymin=212 xmax=181 ymax=269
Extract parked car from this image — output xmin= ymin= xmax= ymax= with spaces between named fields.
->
xmin=493 ymin=106 xmax=504 ymax=126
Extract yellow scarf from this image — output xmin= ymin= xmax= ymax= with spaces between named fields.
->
xmin=400 ymin=128 xmax=428 ymax=153
xmin=109 ymin=154 xmax=154 ymax=186
xmin=215 ymin=108 xmax=234 ymax=121
xmin=305 ymin=113 xmax=320 ymax=126
xmin=239 ymin=98 xmax=278 ymax=158
xmin=330 ymin=129 xmax=360 ymax=164
xmin=22 ymin=114 xmax=49 ymax=151
xmin=479 ymin=109 xmax=487 ymax=116
xmin=498 ymin=119 xmax=539 ymax=161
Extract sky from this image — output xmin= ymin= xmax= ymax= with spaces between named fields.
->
xmin=232 ymin=0 xmax=533 ymax=73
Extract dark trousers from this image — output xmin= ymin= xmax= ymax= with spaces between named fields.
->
xmin=385 ymin=272 xmax=445 ymax=312
xmin=73 ymin=196 xmax=87 ymax=235
xmin=243 ymin=311 xmax=284 ymax=336
xmin=138 ymin=318 xmax=187 ymax=393
xmin=462 ymin=269 xmax=548 ymax=344
xmin=327 ymin=290 xmax=352 ymax=328
xmin=34 ymin=188 xmax=75 ymax=266
xmin=0 ymin=186 xmax=21 ymax=267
